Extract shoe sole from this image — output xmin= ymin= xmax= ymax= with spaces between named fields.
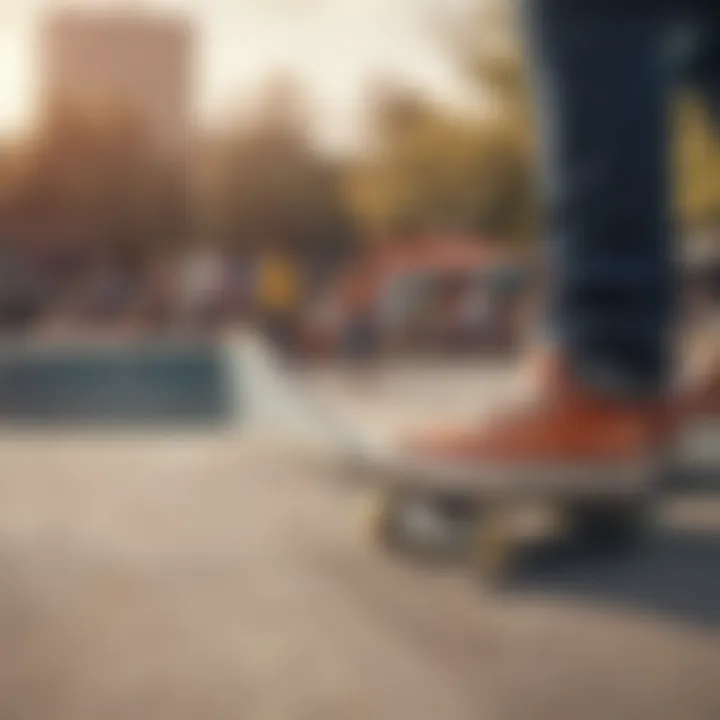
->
xmin=351 ymin=453 xmax=661 ymax=502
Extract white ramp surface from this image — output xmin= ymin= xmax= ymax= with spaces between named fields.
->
xmin=229 ymin=333 xmax=394 ymax=462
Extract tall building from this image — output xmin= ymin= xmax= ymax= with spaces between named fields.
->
xmin=42 ymin=9 xmax=195 ymax=153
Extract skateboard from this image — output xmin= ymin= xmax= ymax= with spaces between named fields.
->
xmin=350 ymin=452 xmax=659 ymax=582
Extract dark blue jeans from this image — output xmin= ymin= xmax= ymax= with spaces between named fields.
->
xmin=525 ymin=0 xmax=720 ymax=397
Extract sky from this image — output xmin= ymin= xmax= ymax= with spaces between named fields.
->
xmin=0 ymin=0 xmax=481 ymax=149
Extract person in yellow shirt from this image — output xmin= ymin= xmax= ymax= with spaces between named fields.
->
xmin=257 ymin=247 xmax=302 ymax=354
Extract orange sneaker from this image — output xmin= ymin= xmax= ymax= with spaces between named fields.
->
xmin=400 ymin=357 xmax=664 ymax=497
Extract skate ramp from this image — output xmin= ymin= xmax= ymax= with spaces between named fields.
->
xmin=0 ymin=342 xmax=235 ymax=427
xmin=0 ymin=334 xmax=379 ymax=458
xmin=229 ymin=333 xmax=392 ymax=460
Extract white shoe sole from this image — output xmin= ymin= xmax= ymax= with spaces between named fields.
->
xmin=353 ymin=452 xmax=661 ymax=501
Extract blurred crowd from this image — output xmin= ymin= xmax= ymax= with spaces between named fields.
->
xmin=0 ymin=241 xmax=300 ymax=341
xmin=0 ymin=236 xmax=533 ymax=359
xmin=1 ymin=230 xmax=719 ymax=360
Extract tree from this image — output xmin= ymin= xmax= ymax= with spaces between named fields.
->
xmin=202 ymin=79 xmax=356 ymax=260
xmin=348 ymin=1 xmax=537 ymax=242
xmin=0 ymin=99 xmax=189 ymax=256
xmin=439 ymin=0 xmax=537 ymax=237
xmin=349 ymin=90 xmax=532 ymax=238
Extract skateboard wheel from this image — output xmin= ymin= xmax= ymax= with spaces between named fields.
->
xmin=468 ymin=511 xmax=515 ymax=583
xmin=360 ymin=491 xmax=482 ymax=558
xmin=358 ymin=488 xmax=405 ymax=549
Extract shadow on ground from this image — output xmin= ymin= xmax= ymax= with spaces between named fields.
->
xmin=509 ymin=525 xmax=720 ymax=628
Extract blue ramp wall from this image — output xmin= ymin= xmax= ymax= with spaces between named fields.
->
xmin=0 ymin=343 xmax=237 ymax=427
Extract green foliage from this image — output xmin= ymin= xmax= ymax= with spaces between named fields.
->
xmin=348 ymin=0 xmax=537 ymax=243
xmin=349 ymin=100 xmax=534 ymax=239
xmin=677 ymin=94 xmax=720 ymax=229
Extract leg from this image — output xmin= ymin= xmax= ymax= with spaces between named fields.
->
xmin=679 ymin=2 xmax=720 ymax=126
xmin=524 ymin=0 xmax=674 ymax=397
xmin=386 ymin=2 xmax=676 ymax=576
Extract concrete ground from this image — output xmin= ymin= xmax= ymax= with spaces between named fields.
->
xmin=0 ymin=360 xmax=718 ymax=720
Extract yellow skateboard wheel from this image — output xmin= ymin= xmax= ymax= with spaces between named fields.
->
xmin=469 ymin=510 xmax=515 ymax=582
xmin=358 ymin=488 xmax=404 ymax=548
